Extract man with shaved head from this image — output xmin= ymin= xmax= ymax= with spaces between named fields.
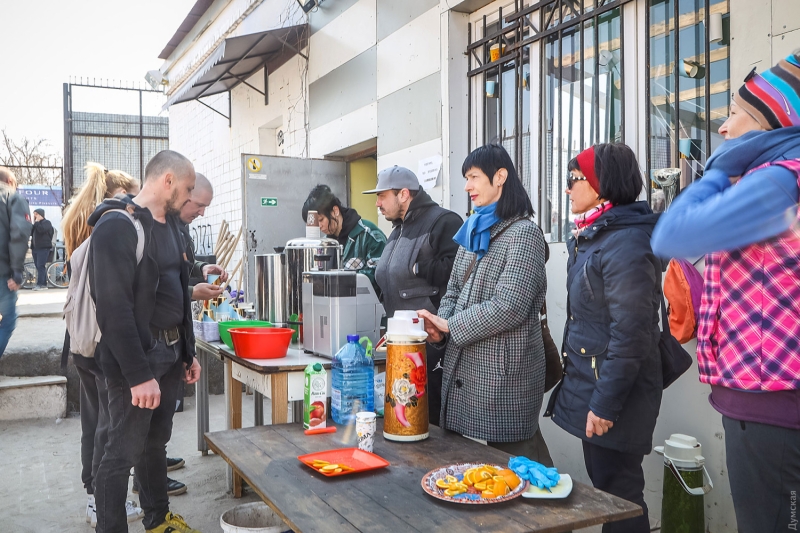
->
xmin=89 ymin=150 xmax=203 ymax=533
xmin=176 ymin=173 xmax=228 ymax=301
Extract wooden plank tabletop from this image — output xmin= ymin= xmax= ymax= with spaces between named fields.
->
xmin=198 ymin=339 xmax=386 ymax=374
xmin=205 ymin=421 xmax=641 ymax=533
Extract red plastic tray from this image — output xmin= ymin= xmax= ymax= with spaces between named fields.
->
xmin=298 ymin=448 xmax=390 ymax=477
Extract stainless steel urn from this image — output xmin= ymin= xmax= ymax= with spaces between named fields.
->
xmin=284 ymin=237 xmax=341 ymax=327
xmin=254 ymin=253 xmax=287 ymax=326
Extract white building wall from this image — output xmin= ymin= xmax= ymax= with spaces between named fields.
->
xmin=168 ymin=53 xmax=308 ymax=269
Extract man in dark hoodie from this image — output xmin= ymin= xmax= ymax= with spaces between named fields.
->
xmin=0 ymin=167 xmax=32 ymax=358
xmin=89 ymin=150 xmax=202 ymax=533
xmin=30 ymin=208 xmax=54 ymax=290
xmin=364 ymin=166 xmax=462 ymax=425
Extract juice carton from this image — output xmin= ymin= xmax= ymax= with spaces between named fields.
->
xmin=304 ymin=362 xmax=327 ymax=429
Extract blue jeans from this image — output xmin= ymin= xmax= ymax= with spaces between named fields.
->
xmin=0 ymin=282 xmax=18 ymax=358
xmin=32 ymin=248 xmax=49 ymax=287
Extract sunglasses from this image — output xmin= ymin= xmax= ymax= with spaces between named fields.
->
xmin=566 ymin=175 xmax=588 ymax=189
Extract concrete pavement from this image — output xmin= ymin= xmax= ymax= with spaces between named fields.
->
xmin=0 ymin=393 xmax=262 ymax=532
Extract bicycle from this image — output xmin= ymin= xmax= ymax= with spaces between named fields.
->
xmin=23 ymin=243 xmax=70 ymax=289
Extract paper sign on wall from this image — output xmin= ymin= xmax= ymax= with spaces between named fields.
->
xmin=417 ymin=155 xmax=442 ymax=190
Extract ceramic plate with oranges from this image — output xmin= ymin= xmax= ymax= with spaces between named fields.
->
xmin=421 ymin=463 xmax=528 ymax=504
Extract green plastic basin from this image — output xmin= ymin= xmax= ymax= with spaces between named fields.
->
xmin=218 ymin=320 xmax=273 ymax=349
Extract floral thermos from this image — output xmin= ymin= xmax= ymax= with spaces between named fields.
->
xmin=384 ymin=341 xmax=429 ymax=441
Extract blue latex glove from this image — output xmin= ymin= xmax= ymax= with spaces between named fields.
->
xmin=508 ymin=456 xmax=560 ymax=489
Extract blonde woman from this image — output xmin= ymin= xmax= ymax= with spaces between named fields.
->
xmin=62 ymin=163 xmax=139 ymax=259
xmin=62 ymin=163 xmax=144 ymax=525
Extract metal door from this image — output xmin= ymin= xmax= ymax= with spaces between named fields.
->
xmin=241 ymin=154 xmax=347 ymax=301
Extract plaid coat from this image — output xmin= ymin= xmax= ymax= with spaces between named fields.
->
xmin=438 ymin=217 xmax=547 ymax=442
xmin=697 ymin=160 xmax=800 ymax=391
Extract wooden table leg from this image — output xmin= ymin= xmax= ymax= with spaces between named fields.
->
xmin=270 ymin=373 xmax=289 ymax=425
xmin=226 ymin=360 xmax=243 ymax=497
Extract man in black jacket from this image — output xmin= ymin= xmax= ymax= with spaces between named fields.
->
xmin=31 ymin=208 xmax=54 ymax=290
xmin=89 ymin=150 xmax=202 ymax=533
xmin=0 ymin=167 xmax=32 ymax=358
xmin=178 ymin=173 xmax=227 ymax=301
xmin=365 ymin=166 xmax=462 ymax=425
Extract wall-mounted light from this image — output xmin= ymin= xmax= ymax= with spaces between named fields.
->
xmin=707 ymin=13 xmax=723 ymax=43
xmin=297 ymin=0 xmax=322 ymax=13
xmin=145 ymin=70 xmax=168 ymax=91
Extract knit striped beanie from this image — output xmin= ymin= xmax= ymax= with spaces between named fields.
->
xmin=734 ymin=50 xmax=800 ymax=130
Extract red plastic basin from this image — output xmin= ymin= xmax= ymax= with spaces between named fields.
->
xmin=228 ymin=327 xmax=294 ymax=359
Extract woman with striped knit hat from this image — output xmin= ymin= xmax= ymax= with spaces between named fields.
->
xmin=652 ymin=50 xmax=800 ymax=533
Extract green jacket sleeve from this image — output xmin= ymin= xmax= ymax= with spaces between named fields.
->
xmin=345 ymin=221 xmax=387 ymax=298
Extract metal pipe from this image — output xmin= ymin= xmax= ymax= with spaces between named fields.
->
xmin=254 ymin=391 xmax=264 ymax=426
xmin=196 ymin=348 xmax=210 ymax=454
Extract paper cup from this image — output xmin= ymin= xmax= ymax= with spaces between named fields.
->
xmin=356 ymin=411 xmax=377 ymax=453
xmin=207 ymin=274 xmax=220 ymax=285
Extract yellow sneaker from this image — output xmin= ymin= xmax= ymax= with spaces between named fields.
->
xmin=146 ymin=512 xmax=202 ymax=533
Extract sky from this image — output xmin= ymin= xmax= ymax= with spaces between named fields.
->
xmin=0 ymin=0 xmax=197 ymax=158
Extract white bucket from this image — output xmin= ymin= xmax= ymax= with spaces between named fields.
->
xmin=220 ymin=502 xmax=288 ymax=533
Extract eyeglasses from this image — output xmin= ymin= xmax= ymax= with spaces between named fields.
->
xmin=566 ymin=175 xmax=587 ymax=190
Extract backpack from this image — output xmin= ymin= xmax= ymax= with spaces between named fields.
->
xmin=663 ymin=258 xmax=704 ymax=344
xmin=64 ymin=209 xmax=144 ymax=358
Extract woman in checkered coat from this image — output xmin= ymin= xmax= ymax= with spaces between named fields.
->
xmin=419 ymin=144 xmax=552 ymax=465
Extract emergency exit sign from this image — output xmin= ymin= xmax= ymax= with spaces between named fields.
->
xmin=261 ymin=197 xmax=278 ymax=207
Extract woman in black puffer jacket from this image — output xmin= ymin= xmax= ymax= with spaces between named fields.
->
xmin=546 ymin=143 xmax=662 ymax=533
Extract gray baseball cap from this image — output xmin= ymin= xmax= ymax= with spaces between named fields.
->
xmin=362 ymin=166 xmax=420 ymax=194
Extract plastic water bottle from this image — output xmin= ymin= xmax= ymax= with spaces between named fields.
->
xmin=331 ymin=335 xmax=374 ymax=424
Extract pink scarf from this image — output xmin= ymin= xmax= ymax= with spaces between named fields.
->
xmin=572 ymin=201 xmax=614 ymax=236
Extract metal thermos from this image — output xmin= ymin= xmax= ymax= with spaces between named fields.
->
xmin=284 ymin=237 xmax=341 ymax=330
xmin=383 ymin=311 xmax=429 ymax=442
xmin=655 ymin=434 xmax=713 ymax=533
xmin=254 ymin=253 xmax=287 ymax=326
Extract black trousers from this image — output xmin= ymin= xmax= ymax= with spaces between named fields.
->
xmin=74 ymin=353 xmax=110 ymax=495
xmin=582 ymin=441 xmax=650 ymax=533
xmin=723 ymin=416 xmax=800 ymax=533
xmin=94 ymin=338 xmax=184 ymax=532
xmin=32 ymin=248 xmax=49 ymax=287
xmin=426 ymin=341 xmax=445 ymax=426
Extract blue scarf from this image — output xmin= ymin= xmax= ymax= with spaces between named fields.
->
xmin=453 ymin=203 xmax=501 ymax=259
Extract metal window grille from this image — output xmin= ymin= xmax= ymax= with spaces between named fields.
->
xmin=468 ymin=0 xmax=631 ymax=241
xmin=63 ymin=81 xmax=169 ymax=203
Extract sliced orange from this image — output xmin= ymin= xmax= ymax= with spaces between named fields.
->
xmin=477 ymin=470 xmax=493 ymax=481
xmin=497 ymin=469 xmax=521 ymax=491
xmin=481 ymin=489 xmax=496 ymax=499
xmin=445 ymin=475 xmax=458 ymax=484
xmin=436 ymin=479 xmax=450 ymax=489
xmin=473 ymin=480 xmax=488 ymax=491
xmin=492 ymin=476 xmax=509 ymax=496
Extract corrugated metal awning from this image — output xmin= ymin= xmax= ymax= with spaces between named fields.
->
xmin=163 ymin=24 xmax=308 ymax=111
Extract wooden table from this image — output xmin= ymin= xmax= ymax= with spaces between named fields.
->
xmin=196 ymin=339 xmax=384 ymax=495
xmin=205 ymin=421 xmax=642 ymax=533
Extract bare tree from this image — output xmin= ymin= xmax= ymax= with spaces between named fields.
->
xmin=0 ymin=130 xmax=63 ymax=187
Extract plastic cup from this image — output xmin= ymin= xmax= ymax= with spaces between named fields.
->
xmin=490 ymin=43 xmax=506 ymax=62
xmin=356 ymin=411 xmax=377 ymax=453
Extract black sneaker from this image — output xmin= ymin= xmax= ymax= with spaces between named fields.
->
xmin=132 ymin=477 xmax=188 ymax=496
xmin=166 ymin=457 xmax=185 ymax=472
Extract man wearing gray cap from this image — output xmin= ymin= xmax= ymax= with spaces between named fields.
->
xmin=364 ymin=166 xmax=462 ymax=426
